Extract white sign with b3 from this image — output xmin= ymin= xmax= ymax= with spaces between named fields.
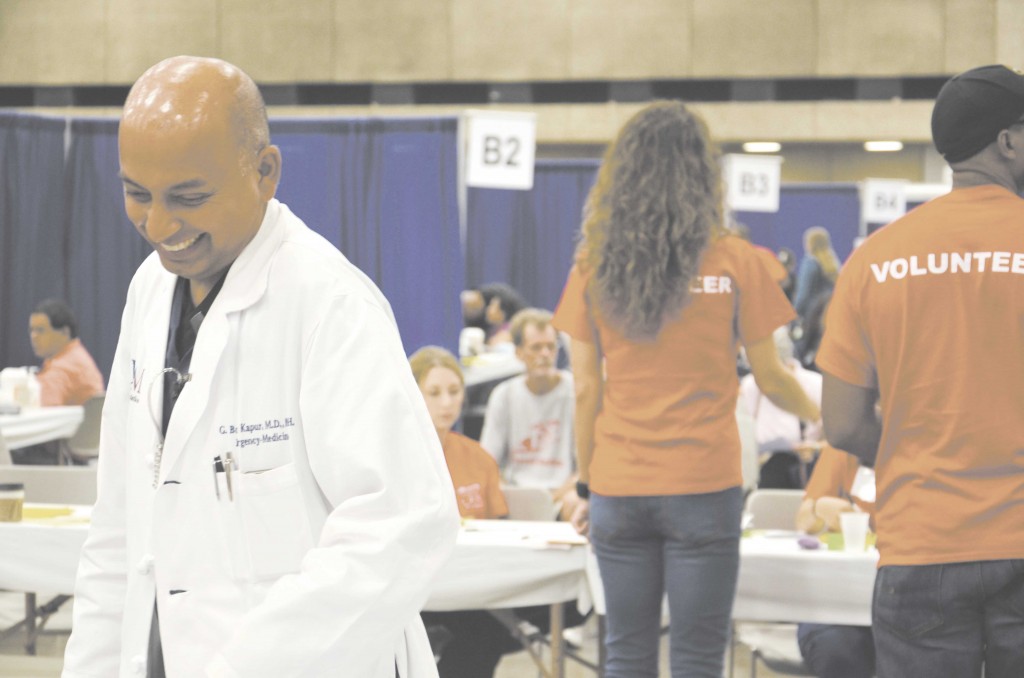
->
xmin=723 ymin=153 xmax=783 ymax=213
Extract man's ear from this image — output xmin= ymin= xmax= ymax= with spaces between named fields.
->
xmin=255 ymin=145 xmax=282 ymax=200
xmin=996 ymin=128 xmax=1018 ymax=159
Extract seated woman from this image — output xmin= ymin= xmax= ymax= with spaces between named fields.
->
xmin=478 ymin=282 xmax=527 ymax=348
xmin=794 ymin=445 xmax=876 ymax=678
xmin=410 ymin=346 xmax=519 ymax=677
xmin=739 ymin=327 xmax=824 ymax=489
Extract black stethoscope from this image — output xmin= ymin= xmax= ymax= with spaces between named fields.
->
xmin=146 ymin=367 xmax=192 ymax=488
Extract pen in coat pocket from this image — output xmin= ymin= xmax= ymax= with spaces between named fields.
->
xmin=212 ymin=455 xmax=223 ymax=500
xmin=224 ymin=451 xmax=235 ymax=501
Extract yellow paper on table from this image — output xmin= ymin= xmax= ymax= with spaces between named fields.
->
xmin=820 ymin=531 xmax=877 ymax=551
xmin=23 ymin=506 xmax=74 ymax=520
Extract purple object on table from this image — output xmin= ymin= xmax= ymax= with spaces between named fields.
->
xmin=797 ymin=535 xmax=822 ymax=550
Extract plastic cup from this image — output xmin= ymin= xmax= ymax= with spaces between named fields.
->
xmin=459 ymin=327 xmax=486 ymax=358
xmin=840 ymin=511 xmax=870 ymax=552
xmin=0 ymin=483 xmax=25 ymax=522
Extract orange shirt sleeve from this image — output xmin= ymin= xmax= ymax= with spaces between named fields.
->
xmin=803 ymin=445 xmax=859 ymax=500
xmin=552 ymin=265 xmax=597 ymax=344
xmin=757 ymin=247 xmax=788 ymax=284
xmin=735 ymin=241 xmax=797 ymax=347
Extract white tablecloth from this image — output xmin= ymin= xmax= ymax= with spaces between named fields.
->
xmin=0 ymin=506 xmax=90 ymax=591
xmin=425 ymin=519 xmax=589 ymax=611
xmin=0 ymin=406 xmax=84 ymax=450
xmin=734 ymin=533 xmax=877 ymax=626
xmin=0 ymin=511 xmax=876 ymax=626
xmin=0 ymin=511 xmax=590 ymax=614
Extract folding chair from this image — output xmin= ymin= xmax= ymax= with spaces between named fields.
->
xmin=730 ymin=488 xmax=811 ymax=677
xmin=60 ymin=395 xmax=104 ymax=465
xmin=743 ymin=489 xmax=805 ymax=531
xmin=502 ymin=486 xmax=557 ymax=521
xmin=0 ymin=465 xmax=97 ymax=505
xmin=492 ymin=486 xmax=598 ymax=675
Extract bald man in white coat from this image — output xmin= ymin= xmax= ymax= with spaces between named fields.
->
xmin=62 ymin=56 xmax=458 ymax=678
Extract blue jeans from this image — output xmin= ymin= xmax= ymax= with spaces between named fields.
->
xmin=797 ymin=623 xmax=875 ymax=678
xmin=873 ymin=560 xmax=1024 ymax=678
xmin=590 ymin=487 xmax=742 ymax=678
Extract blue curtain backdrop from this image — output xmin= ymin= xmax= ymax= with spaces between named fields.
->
xmin=0 ymin=113 xmax=69 ymax=369
xmin=466 ymin=159 xmax=599 ymax=311
xmin=3 ymin=113 xmax=875 ymax=381
xmin=63 ymin=118 xmax=151 ymax=381
xmin=0 ymin=114 xmax=463 ymax=379
xmin=735 ymin=183 xmax=860 ymax=263
xmin=271 ymin=117 xmax=463 ymax=355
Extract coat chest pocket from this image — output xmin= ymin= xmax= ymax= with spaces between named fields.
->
xmin=235 ymin=462 xmax=316 ymax=580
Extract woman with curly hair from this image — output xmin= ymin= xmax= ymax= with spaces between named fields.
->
xmin=552 ymin=101 xmax=821 ymax=677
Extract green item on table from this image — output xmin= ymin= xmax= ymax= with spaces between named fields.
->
xmin=820 ymin=531 xmax=876 ymax=551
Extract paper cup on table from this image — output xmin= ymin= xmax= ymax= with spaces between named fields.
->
xmin=840 ymin=511 xmax=870 ymax=552
xmin=459 ymin=327 xmax=486 ymax=358
xmin=0 ymin=483 xmax=24 ymax=522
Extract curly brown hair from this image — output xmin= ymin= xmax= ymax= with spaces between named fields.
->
xmin=579 ymin=101 xmax=725 ymax=340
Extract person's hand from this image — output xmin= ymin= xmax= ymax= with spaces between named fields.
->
xmin=570 ymin=499 xmax=590 ymax=535
xmin=814 ymin=496 xmax=857 ymax=532
xmin=559 ymin=489 xmax=582 ymax=522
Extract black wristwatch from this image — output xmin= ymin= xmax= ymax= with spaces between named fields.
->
xmin=575 ymin=481 xmax=591 ymax=499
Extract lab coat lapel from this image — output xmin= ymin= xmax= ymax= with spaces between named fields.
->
xmin=156 ymin=201 xmax=285 ymax=484
xmin=138 ymin=269 xmax=176 ymax=437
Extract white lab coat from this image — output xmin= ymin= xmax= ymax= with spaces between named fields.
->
xmin=63 ymin=200 xmax=460 ymax=678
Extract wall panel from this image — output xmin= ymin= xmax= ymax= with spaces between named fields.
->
xmin=221 ymin=0 xmax=335 ymax=82
xmin=569 ymin=0 xmax=693 ymax=79
xmin=693 ymin=0 xmax=817 ymax=77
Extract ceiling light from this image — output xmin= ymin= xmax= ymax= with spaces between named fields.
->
xmin=742 ymin=142 xmax=781 ymax=153
xmin=864 ymin=141 xmax=904 ymax=152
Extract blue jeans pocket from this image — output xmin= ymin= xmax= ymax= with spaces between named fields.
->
xmin=874 ymin=565 xmax=944 ymax=641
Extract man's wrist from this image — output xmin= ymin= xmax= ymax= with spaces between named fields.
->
xmin=575 ymin=480 xmax=590 ymax=499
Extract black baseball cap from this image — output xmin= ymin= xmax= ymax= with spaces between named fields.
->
xmin=931 ymin=65 xmax=1024 ymax=163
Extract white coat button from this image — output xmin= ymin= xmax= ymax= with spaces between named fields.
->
xmin=131 ymin=655 xmax=146 ymax=675
xmin=136 ymin=554 xmax=154 ymax=575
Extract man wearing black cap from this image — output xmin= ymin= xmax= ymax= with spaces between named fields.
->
xmin=816 ymin=64 xmax=1024 ymax=677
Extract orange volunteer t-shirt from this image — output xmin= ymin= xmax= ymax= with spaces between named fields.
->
xmin=803 ymin=445 xmax=874 ymax=516
xmin=441 ymin=431 xmax=509 ymax=519
xmin=553 ymin=235 xmax=795 ymax=496
xmin=817 ymin=184 xmax=1024 ymax=567
xmin=754 ymin=245 xmax=789 ymax=284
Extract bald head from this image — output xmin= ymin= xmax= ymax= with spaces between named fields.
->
xmin=123 ymin=56 xmax=268 ymax=159
xmin=118 ymin=56 xmax=282 ymax=304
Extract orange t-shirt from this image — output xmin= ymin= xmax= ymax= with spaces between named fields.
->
xmin=817 ymin=184 xmax=1024 ymax=567
xmin=803 ymin=445 xmax=874 ymax=515
xmin=442 ymin=431 xmax=509 ymax=519
xmin=754 ymin=245 xmax=789 ymax=284
xmin=38 ymin=338 xmax=105 ymax=406
xmin=553 ymin=235 xmax=795 ymax=496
